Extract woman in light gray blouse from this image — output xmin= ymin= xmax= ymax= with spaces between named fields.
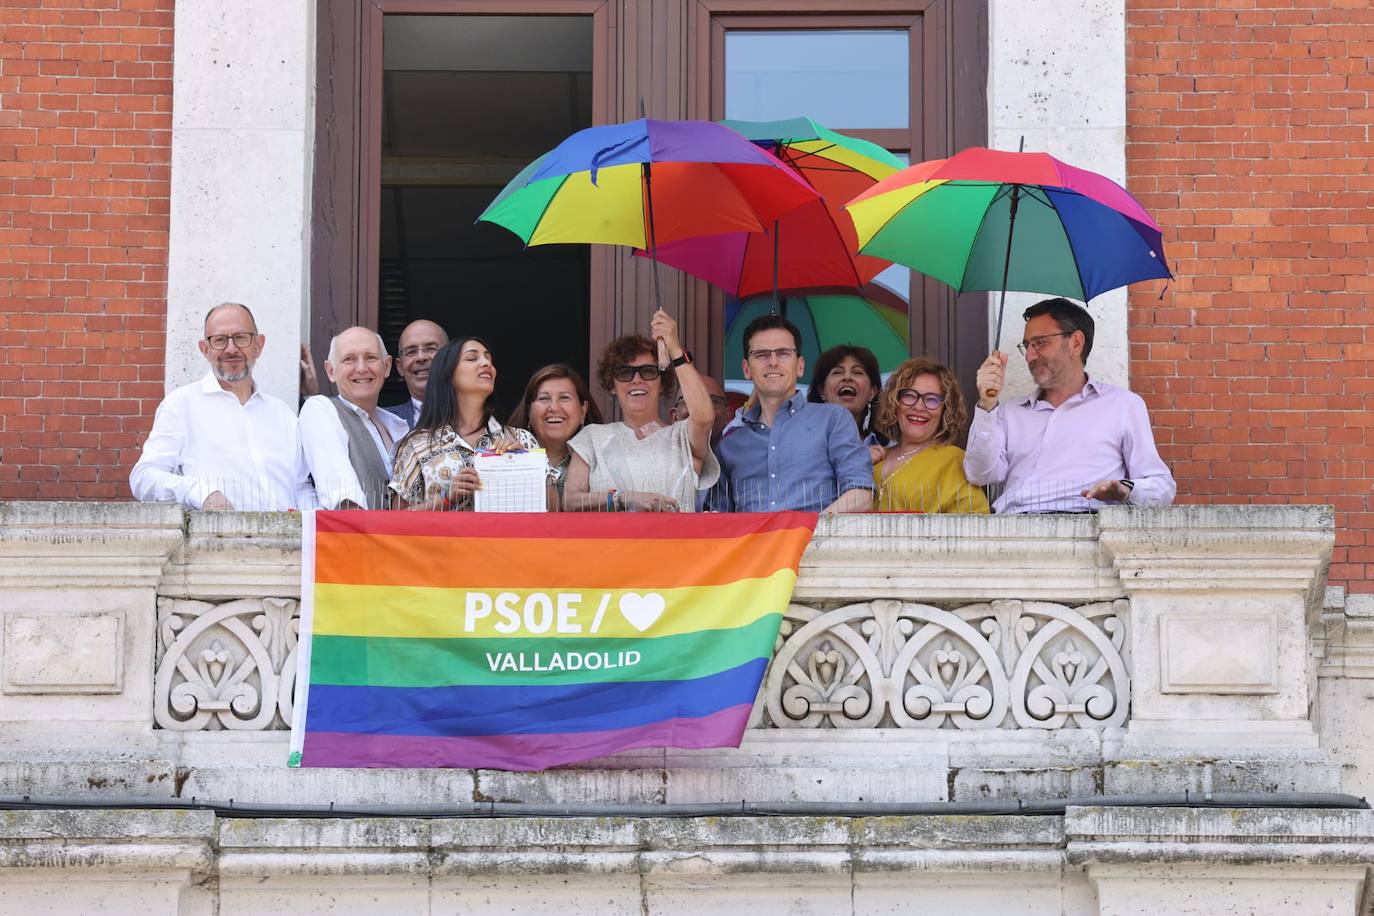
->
xmin=563 ymin=310 xmax=719 ymax=512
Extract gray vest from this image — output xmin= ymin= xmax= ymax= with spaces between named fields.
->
xmin=328 ymin=397 xmax=391 ymax=510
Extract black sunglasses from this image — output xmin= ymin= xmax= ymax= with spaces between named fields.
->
xmin=613 ymin=364 xmax=663 ymax=383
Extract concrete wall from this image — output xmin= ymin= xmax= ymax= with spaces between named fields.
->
xmin=164 ymin=0 xmax=313 ymax=403
xmin=989 ymin=0 xmax=1132 ymax=395
xmin=0 ymin=808 xmax=1369 ymax=915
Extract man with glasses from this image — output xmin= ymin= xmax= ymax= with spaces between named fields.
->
xmin=384 ymin=319 xmax=449 ymax=428
xmin=964 ymin=297 xmax=1175 ymax=514
xmin=670 ymin=374 xmax=732 ymax=447
xmin=715 ymin=314 xmax=873 ymax=513
xmin=130 ymin=302 xmax=314 ymax=510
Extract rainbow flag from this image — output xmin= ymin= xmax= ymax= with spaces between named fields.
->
xmin=288 ymin=511 xmax=816 ymax=770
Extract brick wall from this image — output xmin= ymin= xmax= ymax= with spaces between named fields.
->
xmin=0 ymin=0 xmax=172 ymax=500
xmin=1127 ymin=1 xmax=1374 ymax=590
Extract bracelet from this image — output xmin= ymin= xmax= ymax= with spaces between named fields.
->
xmin=606 ymin=488 xmax=617 ymax=513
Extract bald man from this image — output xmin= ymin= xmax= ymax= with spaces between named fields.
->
xmin=299 ymin=326 xmax=410 ymax=509
xmin=384 ymin=319 xmax=449 ymax=428
xmin=130 ymin=302 xmax=314 ymax=511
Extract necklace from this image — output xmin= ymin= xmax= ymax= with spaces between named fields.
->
xmin=883 ymin=442 xmax=929 ymax=476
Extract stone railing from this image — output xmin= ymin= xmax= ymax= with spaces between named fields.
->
xmin=0 ymin=502 xmax=1350 ymax=805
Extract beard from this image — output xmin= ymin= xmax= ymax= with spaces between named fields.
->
xmin=213 ymin=361 xmax=252 ymax=383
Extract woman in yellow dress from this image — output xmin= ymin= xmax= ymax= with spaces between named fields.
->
xmin=872 ymin=358 xmax=990 ymax=514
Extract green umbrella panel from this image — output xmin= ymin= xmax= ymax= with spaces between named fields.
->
xmin=723 ymin=288 xmax=910 ymax=388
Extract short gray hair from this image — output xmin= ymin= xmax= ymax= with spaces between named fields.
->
xmin=326 ymin=328 xmax=389 ymax=365
xmin=204 ymin=302 xmax=257 ymax=332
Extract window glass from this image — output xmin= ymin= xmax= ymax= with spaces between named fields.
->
xmin=724 ymin=30 xmax=908 ymax=128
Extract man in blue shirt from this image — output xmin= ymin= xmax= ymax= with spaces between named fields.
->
xmin=716 ymin=315 xmax=873 ymax=513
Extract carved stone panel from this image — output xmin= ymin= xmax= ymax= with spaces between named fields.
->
xmin=756 ymin=599 xmax=1130 ymax=730
xmin=1160 ymin=612 xmax=1277 ymax=694
xmin=154 ymin=597 xmax=298 ymax=731
xmin=3 ymin=612 xmax=124 ymax=694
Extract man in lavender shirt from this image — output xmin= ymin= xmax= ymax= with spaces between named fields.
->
xmin=964 ymin=298 xmax=1176 ymax=514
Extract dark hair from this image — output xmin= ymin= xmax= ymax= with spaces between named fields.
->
xmin=807 ymin=345 xmax=881 ymax=404
xmin=508 ymin=363 xmax=604 ymax=431
xmin=741 ymin=314 xmax=803 ymax=353
xmin=400 ymin=337 xmax=495 ymax=454
xmin=1023 ymin=297 xmax=1094 ymax=364
xmin=594 ymin=334 xmax=678 ymax=401
xmin=807 ymin=344 xmax=882 ymax=437
xmin=875 ymin=357 xmax=968 ymax=448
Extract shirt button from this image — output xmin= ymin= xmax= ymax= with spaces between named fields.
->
xmin=771 ymin=473 xmax=775 ymax=478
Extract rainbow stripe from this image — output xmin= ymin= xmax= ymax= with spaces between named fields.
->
xmin=289 ymin=512 xmax=816 ymax=771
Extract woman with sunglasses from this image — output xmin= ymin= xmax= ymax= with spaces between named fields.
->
xmin=872 ymin=357 xmax=989 ymax=514
xmin=564 ymin=310 xmax=718 ymax=512
xmin=389 ymin=337 xmax=540 ymax=511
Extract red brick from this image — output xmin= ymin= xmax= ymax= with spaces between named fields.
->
xmin=0 ymin=0 xmax=169 ymax=502
xmin=1129 ymin=1 xmax=1374 ymax=593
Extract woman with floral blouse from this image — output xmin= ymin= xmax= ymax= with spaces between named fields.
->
xmin=389 ymin=336 xmax=541 ymax=511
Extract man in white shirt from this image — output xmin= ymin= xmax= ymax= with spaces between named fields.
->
xmin=299 ymin=326 xmax=410 ymax=509
xmin=964 ymin=297 xmax=1176 ymax=514
xmin=130 ymin=302 xmax=314 ymax=511
xmin=383 ymin=319 xmax=448 ymax=428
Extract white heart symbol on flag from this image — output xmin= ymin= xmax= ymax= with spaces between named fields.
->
xmin=618 ymin=592 xmax=665 ymax=632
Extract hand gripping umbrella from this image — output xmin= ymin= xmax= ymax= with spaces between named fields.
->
xmin=478 ymin=118 xmax=820 ymax=365
xmin=845 ymin=146 xmax=1172 ymax=396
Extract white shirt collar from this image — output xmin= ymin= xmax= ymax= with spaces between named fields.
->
xmin=199 ymin=370 xmax=259 ymax=403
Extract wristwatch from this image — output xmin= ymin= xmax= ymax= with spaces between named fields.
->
xmin=1120 ymin=479 xmax=1135 ymax=493
xmin=670 ymin=350 xmax=693 ymax=368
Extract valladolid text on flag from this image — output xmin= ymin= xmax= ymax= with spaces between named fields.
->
xmin=288 ymin=512 xmax=818 ymax=771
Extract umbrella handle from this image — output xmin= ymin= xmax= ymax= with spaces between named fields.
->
xmin=983 ymin=349 xmax=1003 ymax=401
xmin=656 ymin=337 xmax=670 ymax=371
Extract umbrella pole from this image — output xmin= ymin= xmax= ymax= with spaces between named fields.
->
xmin=986 ymin=183 xmax=1022 ymax=400
xmin=772 ymin=219 xmax=782 ymax=316
xmin=642 ymin=159 xmax=670 ymax=369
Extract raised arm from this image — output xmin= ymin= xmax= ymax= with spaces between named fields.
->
xmin=652 ymin=309 xmax=712 ymax=473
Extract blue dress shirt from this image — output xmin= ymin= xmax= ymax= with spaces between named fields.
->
xmin=715 ymin=391 xmax=873 ymax=512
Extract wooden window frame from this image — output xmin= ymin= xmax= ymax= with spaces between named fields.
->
xmin=311 ymin=0 xmax=613 ymax=369
xmin=687 ymin=0 xmax=987 ymax=390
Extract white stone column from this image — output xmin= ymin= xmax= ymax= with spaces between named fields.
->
xmin=165 ymin=0 xmax=313 ymax=405
xmin=1069 ymin=806 xmax=1373 ymax=916
xmin=988 ymin=0 xmax=1131 ymax=392
xmin=0 ymin=809 xmax=213 ymax=915
xmin=1318 ymin=592 xmax=1374 ymax=798
xmin=0 ymin=503 xmax=184 ymax=749
xmin=1098 ymin=506 xmax=1335 ymax=766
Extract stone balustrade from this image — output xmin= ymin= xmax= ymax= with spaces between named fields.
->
xmin=1 ymin=501 xmax=1370 ymax=914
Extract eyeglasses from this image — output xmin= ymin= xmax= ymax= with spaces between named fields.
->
xmin=205 ymin=332 xmax=257 ymax=351
xmin=747 ymin=347 xmax=798 ymax=362
xmin=1016 ymin=331 xmax=1074 ymax=355
xmin=613 ymin=364 xmax=662 ymax=383
xmin=400 ymin=343 xmax=440 ymax=360
xmin=896 ymin=389 xmax=945 ymax=410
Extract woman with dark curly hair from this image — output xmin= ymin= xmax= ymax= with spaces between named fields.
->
xmin=871 ymin=357 xmax=989 ymax=514
xmin=564 ymin=310 xmax=719 ymax=512
xmin=807 ymin=344 xmax=887 ymax=462
xmin=508 ymin=364 xmax=602 ymax=508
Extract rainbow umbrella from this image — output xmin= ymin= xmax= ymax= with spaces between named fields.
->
xmin=478 ymin=118 xmax=819 ymax=311
xmin=640 ymin=117 xmax=902 ymax=300
xmin=722 ymin=283 xmax=910 ymax=390
xmin=845 ymin=147 xmax=1172 ymax=343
